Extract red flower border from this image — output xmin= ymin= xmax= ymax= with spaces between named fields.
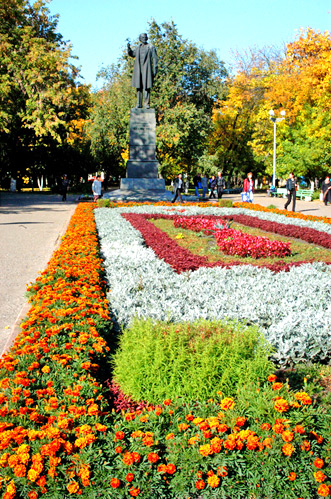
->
xmin=122 ymin=213 xmax=321 ymax=273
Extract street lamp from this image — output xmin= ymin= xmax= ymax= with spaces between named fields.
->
xmin=269 ymin=109 xmax=286 ymax=187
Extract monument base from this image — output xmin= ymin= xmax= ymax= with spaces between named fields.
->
xmin=120 ymin=178 xmax=165 ymax=191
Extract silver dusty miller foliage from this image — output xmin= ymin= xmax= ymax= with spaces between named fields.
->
xmin=95 ymin=206 xmax=331 ymax=365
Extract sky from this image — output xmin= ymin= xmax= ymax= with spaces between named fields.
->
xmin=48 ymin=0 xmax=331 ymax=90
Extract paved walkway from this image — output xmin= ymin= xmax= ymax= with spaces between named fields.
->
xmin=0 ymin=192 xmax=76 ymax=355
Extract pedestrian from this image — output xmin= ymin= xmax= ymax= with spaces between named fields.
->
xmin=92 ymin=175 xmax=102 ymax=202
xmin=201 ymin=174 xmax=209 ymax=199
xmin=242 ymin=172 xmax=254 ymax=203
xmin=209 ymin=175 xmax=217 ymax=199
xmin=284 ymin=172 xmax=296 ymax=212
xmin=171 ymin=174 xmax=184 ymax=203
xmin=321 ymin=176 xmax=331 ymax=205
xmin=216 ymin=172 xmax=225 ymax=199
xmin=61 ymin=175 xmax=69 ymax=202
xmin=193 ymin=172 xmax=201 ymax=198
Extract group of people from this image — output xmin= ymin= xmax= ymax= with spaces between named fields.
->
xmin=171 ymin=172 xmax=255 ymax=204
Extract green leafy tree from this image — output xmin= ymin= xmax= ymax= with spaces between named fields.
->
xmin=0 ymin=0 xmax=90 ymax=186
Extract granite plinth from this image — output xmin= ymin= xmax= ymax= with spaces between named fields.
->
xmin=126 ymin=161 xmax=159 ymax=178
xmin=120 ymin=178 xmax=165 ymax=191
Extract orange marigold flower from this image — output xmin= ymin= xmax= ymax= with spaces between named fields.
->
xmin=218 ymin=424 xmax=228 ymax=433
xmin=87 ymin=403 xmax=99 ymax=416
xmin=155 ymin=407 xmax=162 ymax=416
xmin=166 ymin=463 xmax=176 ymax=475
xmin=115 ymin=431 xmax=125 ymax=441
xmin=207 ymin=474 xmax=220 ymax=488
xmin=300 ymin=440 xmax=311 ymax=452
xmin=314 ymin=458 xmax=325 ymax=469
xmin=220 ymin=397 xmax=235 ymax=410
xmin=129 ymin=487 xmax=141 ymax=497
xmin=210 ymin=437 xmax=222 ymax=454
xmin=281 ymin=430 xmax=294 ymax=442
xmin=273 ymin=423 xmax=284 ymax=434
xmin=263 ymin=438 xmax=273 ymax=449
xmin=126 ymin=473 xmax=134 ymax=482
xmin=139 ymin=415 xmax=148 ymax=423
xmin=288 ymin=472 xmax=297 ymax=481
xmin=14 ymin=464 xmax=26 ymax=477
xmin=317 ymin=484 xmax=330 ymax=497
xmin=272 ymin=382 xmax=283 ymax=390
xmin=178 ymin=423 xmax=189 ymax=431
xmin=236 ymin=417 xmax=247 ymax=427
xmin=274 ymin=398 xmax=290 ymax=413
xmin=67 ymin=481 xmax=80 ymax=494
xmin=293 ymin=425 xmax=305 ymax=434
xmin=310 ymin=431 xmax=323 ymax=444
xmin=166 ymin=433 xmax=174 ymax=440
xmin=282 ymin=443 xmax=294 ymax=457
xmin=28 ymin=492 xmax=38 ymax=499
xmin=142 ymin=435 xmax=154 ymax=447
xmin=199 ymin=444 xmax=213 ymax=456
xmin=147 ymin=453 xmax=159 ymax=464
xmin=224 ymin=439 xmax=236 ymax=451
xmin=27 ymin=468 xmax=39 ymax=482
xmin=186 ymin=414 xmax=194 ymax=421
xmin=268 ymin=374 xmax=277 ymax=382
xmin=157 ymin=464 xmax=167 ymax=473
xmin=115 ymin=446 xmax=122 ymax=454
xmin=195 ymin=479 xmax=205 ymax=490
xmin=295 ymin=392 xmax=312 ymax=405
xmin=163 ymin=399 xmax=171 ymax=406
xmin=314 ymin=471 xmax=327 ymax=483
xmin=95 ymin=423 xmax=107 ymax=432
xmin=260 ymin=423 xmax=271 ymax=431
xmin=110 ymin=478 xmax=121 ymax=489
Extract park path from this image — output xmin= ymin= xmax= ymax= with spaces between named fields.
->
xmin=0 ymin=192 xmax=76 ymax=355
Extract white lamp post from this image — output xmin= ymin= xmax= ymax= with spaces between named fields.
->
xmin=269 ymin=109 xmax=286 ymax=187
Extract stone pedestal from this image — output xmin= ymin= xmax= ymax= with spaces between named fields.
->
xmin=126 ymin=108 xmax=160 ymax=180
xmin=104 ymin=108 xmax=177 ymax=201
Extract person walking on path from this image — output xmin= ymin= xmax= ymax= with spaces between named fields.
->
xmin=284 ymin=172 xmax=296 ymax=212
xmin=243 ymin=172 xmax=254 ymax=203
xmin=321 ymin=176 xmax=331 ymax=205
xmin=193 ymin=173 xmax=201 ymax=198
xmin=61 ymin=175 xmax=69 ymax=201
xmin=216 ymin=172 xmax=225 ymax=199
xmin=201 ymin=174 xmax=209 ymax=199
xmin=172 ymin=174 xmax=184 ymax=203
xmin=92 ymin=176 xmax=102 ymax=202
xmin=209 ymin=175 xmax=217 ymax=199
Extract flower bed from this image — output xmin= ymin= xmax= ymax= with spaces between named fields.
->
xmin=0 ymin=203 xmax=113 ymax=498
xmin=234 ymin=201 xmax=331 ymax=225
xmin=174 ymin=216 xmax=292 ymax=258
xmin=95 ymin=206 xmax=331 ymax=364
xmin=0 ymin=202 xmax=330 ymax=498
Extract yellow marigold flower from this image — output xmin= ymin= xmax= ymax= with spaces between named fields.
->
xmin=199 ymin=444 xmax=213 ymax=456
xmin=67 ymin=480 xmax=80 ymax=493
xmin=207 ymin=474 xmax=220 ymax=488
xmin=281 ymin=430 xmax=294 ymax=442
xmin=295 ymin=391 xmax=312 ymax=405
xmin=317 ymin=484 xmax=330 ymax=497
xmin=314 ymin=471 xmax=327 ymax=483
xmin=220 ymin=397 xmax=235 ymax=410
xmin=282 ymin=443 xmax=294 ymax=457
xmin=274 ymin=398 xmax=289 ymax=413
xmin=166 ymin=433 xmax=175 ymax=440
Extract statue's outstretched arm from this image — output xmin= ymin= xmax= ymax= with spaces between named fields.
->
xmin=127 ymin=43 xmax=135 ymax=58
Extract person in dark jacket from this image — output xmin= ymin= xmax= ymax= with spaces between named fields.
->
xmin=127 ymin=33 xmax=158 ymax=109
xmin=321 ymin=176 xmax=331 ymax=205
xmin=172 ymin=174 xmax=184 ymax=203
xmin=216 ymin=172 xmax=225 ymax=199
xmin=209 ymin=175 xmax=217 ymax=199
xmin=284 ymin=172 xmax=296 ymax=212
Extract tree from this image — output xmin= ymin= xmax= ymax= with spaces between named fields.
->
xmin=0 ymin=0 xmax=90 ymax=186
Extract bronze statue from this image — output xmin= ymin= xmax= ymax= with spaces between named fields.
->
xmin=127 ymin=33 xmax=158 ymax=109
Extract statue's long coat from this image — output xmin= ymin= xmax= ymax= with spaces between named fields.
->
xmin=129 ymin=44 xmax=158 ymax=90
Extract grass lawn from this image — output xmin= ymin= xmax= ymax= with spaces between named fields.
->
xmin=151 ymin=217 xmax=331 ymax=265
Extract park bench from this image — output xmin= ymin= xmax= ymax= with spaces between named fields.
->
xmin=271 ymin=188 xmax=314 ymax=201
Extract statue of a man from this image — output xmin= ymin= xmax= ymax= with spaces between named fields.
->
xmin=127 ymin=33 xmax=158 ymax=109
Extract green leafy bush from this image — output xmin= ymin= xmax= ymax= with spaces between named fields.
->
xmin=218 ymin=199 xmax=233 ymax=207
xmin=113 ymin=319 xmax=274 ymax=403
xmin=98 ymin=198 xmax=110 ymax=208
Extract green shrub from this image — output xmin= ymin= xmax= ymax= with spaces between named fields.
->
xmin=312 ymin=189 xmax=321 ymax=201
xmin=113 ymin=318 xmax=274 ymax=404
xmin=218 ymin=199 xmax=233 ymax=207
xmin=267 ymin=204 xmax=277 ymax=209
xmin=97 ymin=198 xmax=110 ymax=208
